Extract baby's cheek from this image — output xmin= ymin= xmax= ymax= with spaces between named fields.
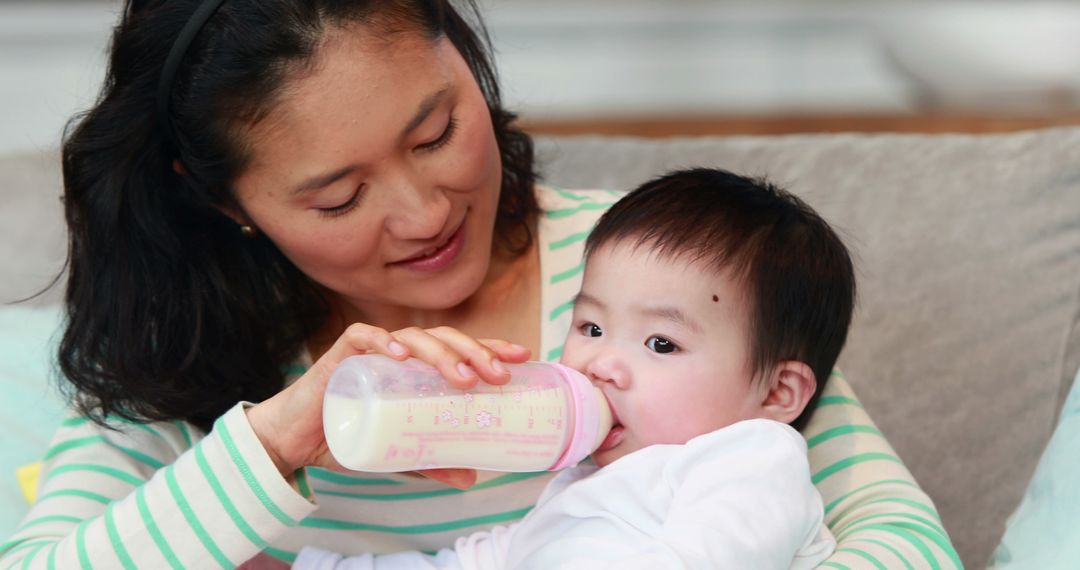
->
xmin=639 ymin=410 xmax=702 ymax=446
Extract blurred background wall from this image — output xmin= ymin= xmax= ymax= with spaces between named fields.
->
xmin=3 ymin=0 xmax=1080 ymax=153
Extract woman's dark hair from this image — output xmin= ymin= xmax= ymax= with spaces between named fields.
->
xmin=59 ymin=0 xmax=538 ymax=432
xmin=585 ymin=168 xmax=856 ymax=431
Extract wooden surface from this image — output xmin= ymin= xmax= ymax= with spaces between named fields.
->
xmin=520 ymin=114 xmax=1080 ymax=137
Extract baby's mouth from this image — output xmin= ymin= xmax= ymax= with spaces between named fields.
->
xmin=597 ymin=424 xmax=624 ymax=452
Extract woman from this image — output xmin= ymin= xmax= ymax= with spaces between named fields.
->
xmin=0 ymin=0 xmax=959 ymax=568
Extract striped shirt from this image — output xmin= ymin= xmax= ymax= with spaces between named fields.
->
xmin=0 ymin=186 xmax=960 ymax=569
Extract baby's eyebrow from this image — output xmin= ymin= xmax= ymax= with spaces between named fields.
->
xmin=639 ymin=305 xmax=704 ymax=334
xmin=572 ymin=292 xmax=604 ymax=309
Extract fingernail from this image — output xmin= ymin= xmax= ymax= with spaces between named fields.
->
xmin=388 ymin=341 xmax=407 ymax=356
xmin=492 ymin=359 xmax=508 ymax=375
xmin=510 ymin=343 xmax=528 ymax=352
xmin=457 ymin=362 xmax=477 ymax=379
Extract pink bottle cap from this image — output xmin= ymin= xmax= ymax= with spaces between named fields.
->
xmin=548 ymin=363 xmax=610 ymax=470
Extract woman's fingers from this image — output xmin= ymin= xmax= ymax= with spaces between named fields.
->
xmin=417 ymin=468 xmax=478 ymax=490
xmin=392 ymin=326 xmax=488 ymax=388
xmin=314 ymin=323 xmax=533 ymax=390
xmin=394 ymin=327 xmax=533 ymax=388
xmin=310 ymin=323 xmax=409 ymax=379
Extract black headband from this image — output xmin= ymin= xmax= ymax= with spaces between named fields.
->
xmin=157 ymin=0 xmax=229 ymax=152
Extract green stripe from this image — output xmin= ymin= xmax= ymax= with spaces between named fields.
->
xmin=549 ymin=299 xmax=575 ymax=321
xmin=37 ymin=489 xmax=111 ymax=505
xmin=806 ymin=424 xmax=884 ymax=448
xmin=546 ymin=345 xmax=563 ymax=361
xmin=850 ymin=538 xmax=915 ymax=570
xmin=812 ymin=452 xmax=903 ymax=485
xmin=545 ymin=201 xmax=614 ymax=219
xmin=22 ymin=543 xmax=48 ymax=570
xmin=817 ymin=395 xmax=863 ymax=408
xmin=19 ymin=515 xmax=82 ymax=530
xmin=0 ymin=539 xmax=50 ymax=557
xmin=128 ymin=422 xmax=168 ymax=441
xmin=307 ymin=468 xmax=403 ymax=486
xmin=301 ymin=505 xmax=532 ymax=534
xmin=314 ymin=472 xmax=548 ymax=501
xmin=75 ymin=519 xmax=92 ymax=570
xmin=61 ymin=417 xmax=91 ymax=429
xmin=835 ymin=547 xmax=887 ymax=570
xmin=840 ymin=516 xmax=961 ymax=569
xmin=296 ymin=468 xmax=313 ymax=499
xmin=264 ymin=547 xmax=298 ymax=564
xmin=550 ymin=260 xmax=586 ymax=285
xmin=44 ymin=463 xmax=144 ymax=487
xmin=195 ymin=442 xmax=267 ymax=549
xmin=136 ymin=486 xmax=184 ymax=569
xmin=819 ymin=563 xmax=850 ymax=570
xmin=832 ymin=497 xmax=942 ymax=528
xmin=216 ymin=416 xmax=297 ymax=526
xmin=166 ymin=465 xmax=232 ymax=568
xmin=554 ymin=188 xmax=595 ymax=202
xmin=105 ymin=503 xmax=137 ymax=570
xmin=549 ymin=230 xmax=592 ymax=251
xmin=844 ymin=523 xmax=942 ymax=570
xmin=47 ymin=543 xmax=57 ymax=570
xmin=838 ymin=513 xmax=948 ymax=542
xmin=281 ymin=364 xmax=308 ymax=377
xmin=824 ymin=479 xmax=920 ymax=515
xmin=175 ymin=421 xmax=194 ymax=448
xmin=4 ymin=540 xmax=51 ymax=558
xmin=45 ymin=436 xmax=165 ymax=469
xmin=61 ymin=416 xmax=167 ymax=442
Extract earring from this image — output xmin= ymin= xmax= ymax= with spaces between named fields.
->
xmin=240 ymin=225 xmax=257 ymax=238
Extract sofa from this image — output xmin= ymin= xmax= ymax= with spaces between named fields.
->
xmin=3 ymin=128 xmax=1080 ymax=568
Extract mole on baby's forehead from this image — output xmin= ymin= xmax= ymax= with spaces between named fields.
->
xmin=712 ymin=294 xmax=719 ymax=302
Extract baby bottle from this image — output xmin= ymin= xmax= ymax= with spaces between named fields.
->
xmin=323 ymin=354 xmax=613 ymax=472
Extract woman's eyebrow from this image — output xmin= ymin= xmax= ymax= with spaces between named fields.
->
xmin=400 ymin=84 xmax=451 ymax=139
xmin=290 ymin=85 xmax=453 ymax=197
xmin=291 ymin=165 xmax=356 ymax=196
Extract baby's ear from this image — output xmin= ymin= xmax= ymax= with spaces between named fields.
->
xmin=759 ymin=361 xmax=816 ymax=425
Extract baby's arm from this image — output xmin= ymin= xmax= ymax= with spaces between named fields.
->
xmin=628 ymin=422 xmax=832 ymax=569
xmin=503 ymin=420 xmax=832 ymax=569
xmin=292 ymin=524 xmax=516 ymax=570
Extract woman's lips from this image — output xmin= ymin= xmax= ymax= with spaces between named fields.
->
xmin=391 ymin=221 xmax=466 ymax=273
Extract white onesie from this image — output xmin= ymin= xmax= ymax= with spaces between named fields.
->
xmin=294 ymin=419 xmax=835 ymax=570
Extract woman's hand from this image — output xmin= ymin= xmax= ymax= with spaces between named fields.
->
xmin=245 ymin=324 xmax=531 ymax=488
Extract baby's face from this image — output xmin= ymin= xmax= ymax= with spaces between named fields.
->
xmin=561 ymin=241 xmax=767 ymax=467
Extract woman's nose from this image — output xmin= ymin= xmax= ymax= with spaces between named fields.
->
xmin=383 ymin=173 xmax=451 ymax=240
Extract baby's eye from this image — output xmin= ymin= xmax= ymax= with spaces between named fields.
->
xmin=645 ymin=336 xmax=678 ymax=354
xmin=580 ymin=323 xmax=603 ymax=337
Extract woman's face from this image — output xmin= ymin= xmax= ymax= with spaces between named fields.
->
xmin=231 ymin=23 xmax=503 ymax=316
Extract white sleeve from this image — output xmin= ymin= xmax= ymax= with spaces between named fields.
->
xmin=504 ymin=420 xmax=832 ymax=570
xmin=610 ymin=422 xmax=831 ymax=570
xmin=292 ymin=525 xmax=517 ymax=570
xmin=1 ymin=403 xmax=317 ymax=570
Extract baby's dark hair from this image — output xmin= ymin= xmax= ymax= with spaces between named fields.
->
xmin=584 ymin=168 xmax=855 ymax=430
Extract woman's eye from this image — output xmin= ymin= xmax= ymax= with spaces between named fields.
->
xmin=416 ymin=114 xmax=458 ymax=152
xmin=645 ymin=336 xmax=678 ymax=354
xmin=316 ymin=188 xmax=364 ymax=218
xmin=580 ymin=323 xmax=602 ymax=337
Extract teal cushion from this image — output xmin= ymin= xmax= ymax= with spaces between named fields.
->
xmin=0 ymin=305 xmax=68 ymax=537
xmin=990 ymin=366 xmax=1080 ymax=568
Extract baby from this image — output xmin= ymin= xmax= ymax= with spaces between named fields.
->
xmin=295 ymin=167 xmax=855 ymax=569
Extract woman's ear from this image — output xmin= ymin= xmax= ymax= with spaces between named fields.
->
xmin=760 ymin=361 xmax=816 ymax=425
